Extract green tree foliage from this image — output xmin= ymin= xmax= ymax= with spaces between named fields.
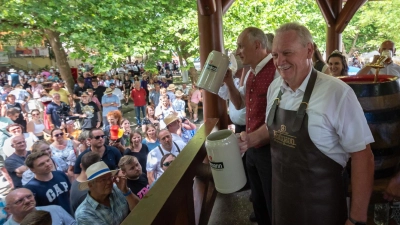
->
xmin=1 ymin=0 xmax=399 ymax=83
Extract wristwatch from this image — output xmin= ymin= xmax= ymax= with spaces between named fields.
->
xmin=348 ymin=216 xmax=366 ymax=225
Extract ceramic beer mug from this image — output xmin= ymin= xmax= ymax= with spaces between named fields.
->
xmin=196 ymin=50 xmax=230 ymax=94
xmin=206 ymin=129 xmax=246 ymax=194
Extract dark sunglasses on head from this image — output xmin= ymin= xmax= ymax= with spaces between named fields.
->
xmin=94 ymin=135 xmax=106 ymax=140
xmin=54 ymin=132 xmax=64 ymax=137
xmin=163 ymin=161 xmax=174 ymax=167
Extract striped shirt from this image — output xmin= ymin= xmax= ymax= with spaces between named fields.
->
xmin=75 ymin=185 xmax=129 ymax=225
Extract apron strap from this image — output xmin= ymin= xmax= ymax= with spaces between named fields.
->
xmin=267 ymin=90 xmax=283 ymax=126
xmin=292 ymin=69 xmax=318 ymax=132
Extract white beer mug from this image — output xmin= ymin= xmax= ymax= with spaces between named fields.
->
xmin=206 ymin=129 xmax=246 ymax=194
xmin=196 ymin=51 xmax=230 ymax=94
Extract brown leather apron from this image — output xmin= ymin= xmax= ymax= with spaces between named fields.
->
xmin=267 ymin=69 xmax=347 ymax=225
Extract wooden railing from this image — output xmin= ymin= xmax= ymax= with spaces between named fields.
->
xmin=121 ymin=118 xmax=219 ymax=225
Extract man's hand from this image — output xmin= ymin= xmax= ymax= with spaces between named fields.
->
xmin=223 ymin=68 xmax=234 ymax=84
xmin=237 ymin=131 xmax=248 ymax=154
xmin=384 ymin=172 xmax=400 ymax=201
xmin=113 ymin=170 xmax=128 ymax=193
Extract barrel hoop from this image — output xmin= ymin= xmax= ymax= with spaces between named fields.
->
xmin=348 ymin=79 xmax=400 ymax=97
xmin=357 ymin=92 xmax=400 ymax=111
xmin=372 ymin=145 xmax=400 ymax=157
xmin=364 ymin=107 xmax=400 ymax=123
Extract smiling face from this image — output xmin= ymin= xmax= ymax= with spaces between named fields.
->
xmin=107 ymin=115 xmax=117 ymax=125
xmin=131 ymin=132 xmax=142 ymax=145
xmin=146 ymin=126 xmax=156 ymax=139
xmin=328 ymin=56 xmax=344 ymax=77
xmin=272 ymin=30 xmax=313 ymax=89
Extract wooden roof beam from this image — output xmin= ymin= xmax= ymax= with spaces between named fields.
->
xmin=316 ymin=0 xmax=336 ymax=26
xmin=198 ymin=0 xmax=216 ymax=16
xmin=336 ymin=0 xmax=367 ymax=33
xmin=222 ymin=0 xmax=235 ymax=15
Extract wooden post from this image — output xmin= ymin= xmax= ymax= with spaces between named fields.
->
xmin=197 ymin=0 xmax=229 ymax=130
xmin=326 ymin=0 xmax=342 ymax=56
xmin=317 ymin=0 xmax=366 ymax=56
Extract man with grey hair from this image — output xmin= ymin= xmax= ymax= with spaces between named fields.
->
xmin=223 ymin=27 xmax=278 ymax=225
xmin=239 ymin=22 xmax=374 ymax=225
xmin=4 ymin=188 xmax=75 ymax=225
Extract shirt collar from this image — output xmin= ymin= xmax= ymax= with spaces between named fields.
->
xmin=250 ymin=54 xmax=273 ymax=75
xmin=86 ymin=191 xmax=100 ymax=209
xmin=280 ymin=67 xmax=313 ymax=93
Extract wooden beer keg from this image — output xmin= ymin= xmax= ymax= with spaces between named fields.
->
xmin=339 ymin=75 xmax=400 ymax=179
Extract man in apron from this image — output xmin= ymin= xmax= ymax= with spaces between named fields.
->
xmin=238 ymin=23 xmax=374 ymax=225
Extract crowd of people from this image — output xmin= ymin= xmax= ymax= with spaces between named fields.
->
xmin=0 ymin=59 xmax=202 ymax=224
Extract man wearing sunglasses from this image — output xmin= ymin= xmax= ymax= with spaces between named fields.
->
xmin=73 ymin=128 xmax=122 ymax=177
xmin=4 ymin=188 xmax=75 ymax=225
xmin=4 ymin=135 xmax=31 ymax=188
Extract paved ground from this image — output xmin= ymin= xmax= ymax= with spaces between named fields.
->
xmin=208 ymin=189 xmax=256 ymax=225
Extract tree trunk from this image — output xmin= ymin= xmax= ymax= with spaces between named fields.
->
xmin=44 ymin=29 xmax=74 ymax=94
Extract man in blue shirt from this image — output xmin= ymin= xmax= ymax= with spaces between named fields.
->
xmin=24 ymin=152 xmax=72 ymax=215
xmin=101 ymin=88 xmax=120 ymax=128
xmin=4 ymin=136 xmax=30 ymax=188
xmin=75 ymin=161 xmax=139 ymax=225
xmin=7 ymin=69 xmax=19 ymax=87
xmin=46 ymin=93 xmax=72 ymax=129
xmin=74 ymin=128 xmax=122 ymax=175
xmin=4 ymin=188 xmax=75 ymax=225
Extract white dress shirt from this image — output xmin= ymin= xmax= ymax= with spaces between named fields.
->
xmin=266 ymin=69 xmax=374 ymax=167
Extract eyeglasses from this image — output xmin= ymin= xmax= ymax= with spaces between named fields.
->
xmin=163 ymin=161 xmax=174 ymax=167
xmin=32 ymin=113 xmax=39 ymax=116
xmin=12 ymin=194 xmax=35 ymax=206
xmin=94 ymin=135 xmax=106 ymax=140
xmin=54 ymin=132 xmax=64 ymax=137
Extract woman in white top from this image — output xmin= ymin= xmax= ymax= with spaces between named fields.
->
xmin=26 ymin=109 xmax=50 ymax=140
xmin=49 ymin=128 xmax=77 ymax=180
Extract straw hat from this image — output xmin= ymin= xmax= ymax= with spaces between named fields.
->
xmin=81 ymin=92 xmax=89 ymax=97
xmin=164 ymin=113 xmax=179 ymax=126
xmin=175 ymin=90 xmax=183 ymax=97
xmin=78 ymin=161 xmax=119 ymax=191
xmin=104 ymin=88 xmax=113 ymax=94
xmin=9 ymin=69 xmax=16 ymax=73
xmin=28 ymin=79 xmax=36 ymax=83
xmin=167 ymin=84 xmax=176 ymax=91
xmin=86 ymin=88 xmax=94 ymax=93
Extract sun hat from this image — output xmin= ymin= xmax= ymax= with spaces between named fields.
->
xmin=104 ymin=88 xmax=113 ymax=94
xmin=28 ymin=79 xmax=36 ymax=83
xmin=86 ymin=88 xmax=93 ymax=92
xmin=9 ymin=69 xmax=17 ymax=73
xmin=174 ymin=90 xmax=183 ymax=97
xmin=164 ymin=113 xmax=179 ymax=127
xmin=81 ymin=92 xmax=89 ymax=97
xmin=78 ymin=161 xmax=119 ymax=191
xmin=167 ymin=84 xmax=176 ymax=91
